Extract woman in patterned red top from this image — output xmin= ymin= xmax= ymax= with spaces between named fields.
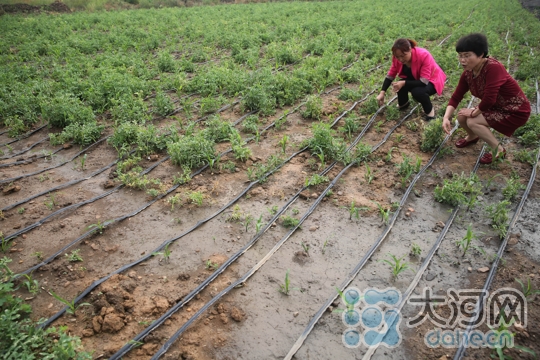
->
xmin=442 ymin=33 xmax=531 ymax=164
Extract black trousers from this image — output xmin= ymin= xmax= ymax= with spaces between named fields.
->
xmin=398 ymin=81 xmax=436 ymax=114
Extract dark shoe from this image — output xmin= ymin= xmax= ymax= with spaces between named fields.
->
xmin=455 ymin=137 xmax=480 ymax=148
xmin=424 ymin=114 xmax=436 ymax=121
xmin=479 ymin=148 xmax=506 ymax=164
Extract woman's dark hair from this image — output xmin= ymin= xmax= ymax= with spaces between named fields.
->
xmin=456 ymin=33 xmax=489 ymax=58
xmin=391 ymin=38 xmax=417 ymax=55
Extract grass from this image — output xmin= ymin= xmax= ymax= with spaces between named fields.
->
xmin=410 ymin=243 xmax=422 ymax=257
xmin=420 ymin=118 xmax=445 ymax=152
xmin=152 ymin=243 xmax=172 ymax=263
xmin=515 ymin=277 xmax=540 ymax=301
xmin=485 ymin=200 xmax=510 ymax=239
xmin=372 ymin=201 xmax=391 ymax=224
xmin=434 ymin=172 xmax=482 ymax=208
xmin=50 ymin=290 xmax=91 ymax=316
xmin=281 ymin=215 xmax=300 ymax=228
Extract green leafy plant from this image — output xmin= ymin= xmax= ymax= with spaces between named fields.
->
xmin=79 ymin=154 xmax=87 ymax=171
xmin=281 ymin=215 xmax=300 ymax=228
xmin=20 ymin=274 xmax=40 ymax=295
xmin=502 ymin=173 xmax=525 ymax=201
xmin=380 ymin=253 xmax=411 ymax=279
xmin=514 ymin=149 xmax=536 ymax=165
xmin=278 ymin=269 xmax=299 ymax=295
xmin=372 ymin=201 xmax=391 ymax=224
xmin=406 ymin=120 xmax=418 ymax=132
xmin=243 ymin=214 xmax=253 ymax=232
xmin=364 ymin=163 xmax=375 ymax=184
xmin=347 ymin=201 xmax=367 ymax=220
xmin=515 ymin=277 xmax=540 ymax=301
xmin=50 ymin=290 xmax=91 ymax=315
xmin=301 ymin=95 xmax=323 ymax=120
xmin=420 ymin=118 xmax=444 ymax=152
xmin=187 ymin=191 xmax=204 ymax=206
xmin=87 ymin=220 xmax=105 ymax=235
xmin=278 ymin=134 xmax=289 ymax=154
xmin=65 ymin=249 xmax=83 ymax=262
xmin=434 ymin=172 xmax=482 ymax=208
xmin=255 ymin=214 xmax=264 ymax=233
xmin=44 ymin=192 xmax=57 ymax=210
xmin=485 ymin=200 xmax=511 ymax=239
xmin=456 ymin=224 xmax=485 ymax=257
xmin=17 ymin=207 xmax=25 ymax=214
xmin=205 ymin=259 xmax=218 ymax=271
xmin=168 ymin=194 xmax=181 ymax=210
xmin=269 ymin=205 xmax=279 ymax=216
xmin=227 ymin=204 xmax=243 ymax=222
xmin=304 ymin=174 xmax=329 ymax=187
xmin=410 ymin=243 xmax=422 ymax=257
xmin=152 ymin=243 xmax=172 ymax=263
xmin=301 ymin=242 xmax=310 ymax=256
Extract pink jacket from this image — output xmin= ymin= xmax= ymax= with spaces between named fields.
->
xmin=387 ymin=47 xmax=446 ymax=95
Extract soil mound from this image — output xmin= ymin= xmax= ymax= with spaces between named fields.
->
xmin=0 ymin=1 xmax=71 ymax=15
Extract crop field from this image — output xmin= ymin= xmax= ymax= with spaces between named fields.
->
xmin=1 ymin=0 xmax=540 ymax=359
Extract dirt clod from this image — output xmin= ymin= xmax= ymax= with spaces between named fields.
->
xmin=101 ymin=313 xmax=125 ymax=333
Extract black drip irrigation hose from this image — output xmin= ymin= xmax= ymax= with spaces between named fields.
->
xmin=3 ymin=154 xmax=168 ymax=243
xmin=0 ymin=137 xmax=49 ymax=160
xmin=0 ymin=145 xmax=64 ymax=169
xmin=0 ymin=135 xmax=110 ymax=185
xmin=364 ymin=144 xmax=489 ymax=359
xmin=284 ymin=97 xmax=470 ymax=360
xmin=0 ymin=123 xmax=48 ymax=148
xmin=108 ymin=92 xmax=383 ymax=359
xmin=148 ymin=99 xmax=411 ymax=360
xmin=37 ymin=91 xmax=378 ymax=332
xmin=2 ymin=159 xmax=119 ymax=212
xmin=453 ymin=103 xmax=540 ymax=360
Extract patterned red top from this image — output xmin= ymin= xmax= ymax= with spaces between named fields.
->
xmin=448 ymin=57 xmax=531 ymax=136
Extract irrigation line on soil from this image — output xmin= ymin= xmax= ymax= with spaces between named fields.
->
xmin=3 ymin=154 xmax=168 ymax=243
xmin=284 ymin=98 xmax=472 ymax=360
xmin=363 ymin=145 xmax=489 ymax=360
xmin=149 ymin=100 xmax=411 ymax=359
xmin=0 ymin=136 xmax=110 ymax=185
xmin=453 ymin=103 xmax=540 ymax=360
xmin=0 ymin=144 xmax=64 ymax=169
xmin=1 ymin=159 xmax=119 ymax=212
xmin=0 ymin=137 xmax=49 ymax=160
xmin=37 ymin=90 xmax=379 ymax=333
xmin=0 ymin=123 xmax=48 ymax=148
xmin=109 ymin=92 xmax=384 ymax=359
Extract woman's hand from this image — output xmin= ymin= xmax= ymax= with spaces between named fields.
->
xmin=457 ymin=108 xmax=476 ymax=118
xmin=392 ymin=80 xmax=405 ymax=92
xmin=376 ymin=91 xmax=385 ymax=107
xmin=442 ymin=117 xmax=452 ymax=134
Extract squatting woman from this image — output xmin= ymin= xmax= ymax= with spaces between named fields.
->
xmin=377 ymin=38 xmax=446 ymax=121
xmin=442 ymin=33 xmax=531 ymax=164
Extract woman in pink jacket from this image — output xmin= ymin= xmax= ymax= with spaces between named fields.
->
xmin=377 ymin=38 xmax=446 ymax=121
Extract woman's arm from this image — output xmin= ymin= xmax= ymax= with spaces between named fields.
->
xmin=442 ymin=105 xmax=456 ymax=134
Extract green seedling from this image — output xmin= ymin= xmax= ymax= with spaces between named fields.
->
xmin=434 ymin=172 xmax=482 ymax=208
xmin=79 ymin=154 xmax=87 ymax=170
xmin=487 ymin=311 xmax=537 ymax=360
xmin=485 ymin=200 xmax=510 ymax=239
xmin=17 ymin=207 xmax=25 ymax=214
xmin=456 ymin=224 xmax=485 ymax=257
xmin=146 ymin=188 xmax=160 ymax=197
xmin=502 ymin=174 xmax=525 ymax=201
xmin=50 ymin=290 xmax=91 ymax=315
xmin=514 ymin=149 xmax=535 ymax=165
xmin=187 ymin=191 xmax=204 ymax=206
xmin=32 ymin=251 xmax=44 ymax=260
xmin=65 ymin=249 xmax=83 ymax=262
xmin=515 ymin=277 xmax=540 ymax=301
xmin=322 ymin=239 xmax=329 ymax=255
xmin=127 ymin=340 xmax=144 ymax=348
xmin=292 ymin=208 xmax=300 ymax=215
xmin=279 ymin=134 xmax=289 ymax=153
xmin=255 ymin=214 xmax=264 ymax=233
xmin=205 ymin=259 xmax=218 ymax=271
xmin=168 ymin=194 xmax=181 ymax=210
xmin=243 ymin=214 xmax=253 ymax=232
xmin=38 ymin=174 xmax=49 ymax=182
xmin=0 ymin=256 xmax=14 ymax=282
xmin=374 ymin=120 xmax=383 ymax=133
xmin=269 ymin=205 xmax=279 ymax=216
xmin=406 ymin=120 xmax=418 ymax=132
xmin=347 ymin=201 xmax=367 ymax=220
xmin=372 ymin=201 xmax=390 ymax=224
xmin=152 ymin=243 xmax=172 ymax=263
xmin=380 ymin=253 xmax=410 ymax=279
xmin=87 ymin=220 xmax=105 ymax=235
xmin=304 ymin=174 xmax=329 ymax=187
xmin=44 ymin=192 xmax=57 ymax=210
xmin=21 ymin=274 xmax=39 ymax=295
xmin=281 ymin=215 xmax=300 ymax=228
xmin=364 ymin=163 xmax=375 ymax=184
xmin=301 ymin=242 xmax=310 ymax=256
xmin=278 ymin=269 xmax=299 ymax=295
xmin=410 ymin=243 xmax=422 ymax=257
xmin=1 ymin=233 xmax=12 ymax=253
xmin=228 ymin=204 xmax=243 ymax=222
xmin=395 ymin=133 xmax=404 ymax=143
xmin=385 ymin=147 xmax=395 ymax=162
